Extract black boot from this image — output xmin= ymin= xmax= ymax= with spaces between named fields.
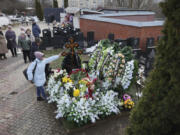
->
xmin=37 ymin=97 xmax=44 ymax=101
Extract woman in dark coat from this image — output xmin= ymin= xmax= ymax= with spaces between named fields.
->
xmin=5 ymin=26 xmax=17 ymax=57
xmin=0 ymin=27 xmax=8 ymax=60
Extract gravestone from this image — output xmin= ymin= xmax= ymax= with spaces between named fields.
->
xmin=146 ymin=37 xmax=155 ymax=48
xmin=108 ymin=33 xmax=114 ymax=41
xmin=145 ymin=49 xmax=156 ymax=76
xmin=52 ymin=35 xmax=65 ymax=48
xmin=43 ymin=29 xmax=51 ymax=38
xmin=42 ymin=29 xmax=52 ymax=48
xmin=61 ymin=38 xmax=83 ymax=73
xmin=114 ymin=39 xmax=127 ymax=48
xmin=87 ymin=31 xmax=94 ymax=42
xmin=132 ymin=38 xmax=140 ymax=49
xmin=75 ymin=32 xmax=84 ymax=48
xmin=87 ymin=31 xmax=95 ymax=47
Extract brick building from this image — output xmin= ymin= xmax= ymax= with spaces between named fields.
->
xmin=80 ymin=11 xmax=164 ymax=50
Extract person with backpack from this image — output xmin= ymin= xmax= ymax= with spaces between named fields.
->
xmin=27 ymin=51 xmax=61 ymax=101
xmin=30 ymin=38 xmax=52 ymax=80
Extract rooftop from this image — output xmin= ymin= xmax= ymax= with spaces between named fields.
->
xmin=80 ymin=12 xmax=164 ymax=27
xmin=97 ymin=7 xmax=153 ymax=12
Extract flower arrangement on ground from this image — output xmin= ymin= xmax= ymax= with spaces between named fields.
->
xmin=47 ymin=69 xmax=121 ymax=126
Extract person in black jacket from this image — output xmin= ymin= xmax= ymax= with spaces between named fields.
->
xmin=30 ymin=38 xmax=41 ymax=61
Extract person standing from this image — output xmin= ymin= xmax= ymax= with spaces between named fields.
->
xmin=30 ymin=38 xmax=41 ymax=61
xmin=17 ymin=27 xmax=25 ymax=54
xmin=27 ymin=51 xmax=61 ymax=101
xmin=0 ymin=27 xmax=8 ymax=60
xmin=5 ymin=26 xmax=17 ymax=57
xmin=69 ymin=14 xmax=73 ymax=25
xmin=18 ymin=32 xmax=31 ymax=63
xmin=32 ymin=19 xmax=41 ymax=38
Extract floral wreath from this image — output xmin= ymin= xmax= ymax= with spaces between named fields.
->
xmin=102 ymin=53 xmax=126 ymax=82
xmin=88 ymin=47 xmax=103 ymax=72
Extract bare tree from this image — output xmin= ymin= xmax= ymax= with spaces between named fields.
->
xmin=116 ymin=0 xmax=128 ymax=7
xmin=115 ymin=0 xmax=164 ymax=18
xmin=41 ymin=0 xmax=53 ymax=8
xmin=116 ymin=0 xmax=152 ymax=9
xmin=129 ymin=0 xmax=133 ymax=8
xmin=0 ymin=0 xmax=26 ymax=14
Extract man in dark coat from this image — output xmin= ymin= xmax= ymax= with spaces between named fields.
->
xmin=5 ymin=26 xmax=17 ymax=57
xmin=32 ymin=19 xmax=41 ymax=38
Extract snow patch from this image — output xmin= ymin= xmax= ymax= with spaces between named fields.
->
xmin=85 ymin=44 xmax=97 ymax=53
xmin=0 ymin=17 xmax=11 ymax=27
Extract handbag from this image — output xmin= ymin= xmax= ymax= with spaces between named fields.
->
xmin=23 ymin=62 xmax=37 ymax=82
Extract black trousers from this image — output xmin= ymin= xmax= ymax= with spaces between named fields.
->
xmin=22 ymin=50 xmax=31 ymax=63
xmin=10 ymin=48 xmax=17 ymax=56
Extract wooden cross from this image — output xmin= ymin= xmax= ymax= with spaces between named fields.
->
xmin=61 ymin=38 xmax=83 ymax=73
xmin=66 ymin=38 xmax=79 ymax=55
xmin=62 ymin=38 xmax=83 ymax=56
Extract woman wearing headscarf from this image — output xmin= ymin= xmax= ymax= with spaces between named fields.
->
xmin=27 ymin=51 xmax=61 ymax=101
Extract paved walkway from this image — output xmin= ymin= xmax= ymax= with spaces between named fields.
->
xmin=0 ymin=54 xmax=66 ymax=135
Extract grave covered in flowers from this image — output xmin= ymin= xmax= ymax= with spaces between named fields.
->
xmin=46 ymin=39 xmax=138 ymax=128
